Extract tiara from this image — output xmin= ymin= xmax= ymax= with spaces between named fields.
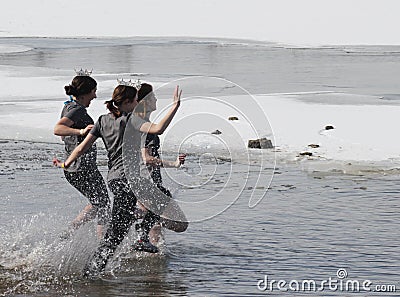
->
xmin=75 ymin=68 xmax=92 ymax=76
xmin=134 ymin=79 xmax=142 ymax=89
xmin=117 ymin=78 xmax=141 ymax=89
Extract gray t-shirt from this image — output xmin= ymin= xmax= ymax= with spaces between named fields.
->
xmin=91 ymin=112 xmax=146 ymax=182
xmin=61 ymin=101 xmax=97 ymax=172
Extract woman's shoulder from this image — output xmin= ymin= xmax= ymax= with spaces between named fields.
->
xmin=62 ymin=101 xmax=87 ymax=119
xmin=96 ymin=113 xmax=113 ymax=123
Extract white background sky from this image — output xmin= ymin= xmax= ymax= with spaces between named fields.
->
xmin=1 ymin=0 xmax=400 ymax=45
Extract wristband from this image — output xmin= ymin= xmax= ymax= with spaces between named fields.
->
xmin=80 ymin=129 xmax=84 ymax=136
xmin=61 ymin=162 xmax=65 ymax=168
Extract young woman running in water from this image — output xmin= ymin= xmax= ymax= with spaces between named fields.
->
xmin=54 ymin=81 xmax=182 ymax=277
xmin=54 ymin=73 xmax=110 ymax=238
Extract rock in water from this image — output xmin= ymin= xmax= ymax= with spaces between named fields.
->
xmin=308 ymin=144 xmax=320 ymax=148
xmin=299 ymin=152 xmax=313 ymax=156
xmin=248 ymin=138 xmax=273 ymax=149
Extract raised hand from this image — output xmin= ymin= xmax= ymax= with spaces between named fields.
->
xmin=173 ymin=85 xmax=182 ymax=108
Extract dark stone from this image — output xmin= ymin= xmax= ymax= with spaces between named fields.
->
xmin=308 ymin=144 xmax=320 ymax=148
xmin=248 ymin=138 xmax=273 ymax=149
xmin=325 ymin=125 xmax=335 ymax=130
xmin=299 ymin=152 xmax=313 ymax=156
xmin=228 ymin=116 xmax=239 ymax=121
xmin=211 ymin=129 xmax=222 ymax=135
xmin=248 ymin=140 xmax=260 ymax=148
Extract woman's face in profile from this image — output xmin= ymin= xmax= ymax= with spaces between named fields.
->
xmin=145 ymin=92 xmax=157 ymax=112
xmin=82 ymin=87 xmax=97 ymax=107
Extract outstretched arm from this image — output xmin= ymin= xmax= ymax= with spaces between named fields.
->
xmin=161 ymin=154 xmax=186 ymax=168
xmin=141 ymin=148 xmax=186 ymax=168
xmin=139 ymin=86 xmax=182 ymax=135
xmin=53 ymin=134 xmax=98 ymax=168
xmin=54 ymin=117 xmax=93 ymax=137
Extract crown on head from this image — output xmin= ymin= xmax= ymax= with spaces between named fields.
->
xmin=75 ymin=68 xmax=92 ymax=76
xmin=117 ymin=78 xmax=141 ymax=88
xmin=133 ymin=79 xmax=142 ymax=89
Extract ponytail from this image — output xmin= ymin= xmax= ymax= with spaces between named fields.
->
xmin=105 ymin=85 xmax=137 ymax=118
xmin=105 ymin=99 xmax=121 ymax=118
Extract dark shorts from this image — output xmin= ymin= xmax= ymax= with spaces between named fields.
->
xmin=101 ymin=179 xmax=138 ymax=246
xmin=64 ymin=168 xmax=111 ymax=225
xmin=108 ymin=178 xmax=137 ymax=215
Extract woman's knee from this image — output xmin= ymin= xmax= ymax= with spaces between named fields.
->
xmin=161 ymin=219 xmax=188 ymax=232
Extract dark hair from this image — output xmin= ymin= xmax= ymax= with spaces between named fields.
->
xmin=138 ymin=83 xmax=153 ymax=102
xmin=105 ymin=85 xmax=137 ymax=118
xmin=64 ymin=76 xmax=97 ymax=97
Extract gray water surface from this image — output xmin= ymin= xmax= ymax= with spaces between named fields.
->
xmin=0 ymin=140 xmax=398 ymax=296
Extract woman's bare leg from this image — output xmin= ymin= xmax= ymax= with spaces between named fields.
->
xmin=71 ymin=204 xmax=96 ymax=229
xmin=149 ymin=224 xmax=162 ymax=244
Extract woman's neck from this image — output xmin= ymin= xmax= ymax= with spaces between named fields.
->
xmin=74 ymin=96 xmax=85 ymax=106
xmin=119 ymin=106 xmax=132 ymax=114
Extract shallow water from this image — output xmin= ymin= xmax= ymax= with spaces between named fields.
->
xmin=0 ymin=140 xmax=399 ymax=296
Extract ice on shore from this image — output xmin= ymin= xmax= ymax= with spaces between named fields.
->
xmin=257 ymin=93 xmax=400 ymax=161
xmin=0 ymin=78 xmax=399 ymax=171
xmin=154 ymin=92 xmax=400 ymax=166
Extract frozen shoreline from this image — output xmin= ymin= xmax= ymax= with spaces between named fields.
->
xmin=1 ymin=90 xmax=399 ymax=174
